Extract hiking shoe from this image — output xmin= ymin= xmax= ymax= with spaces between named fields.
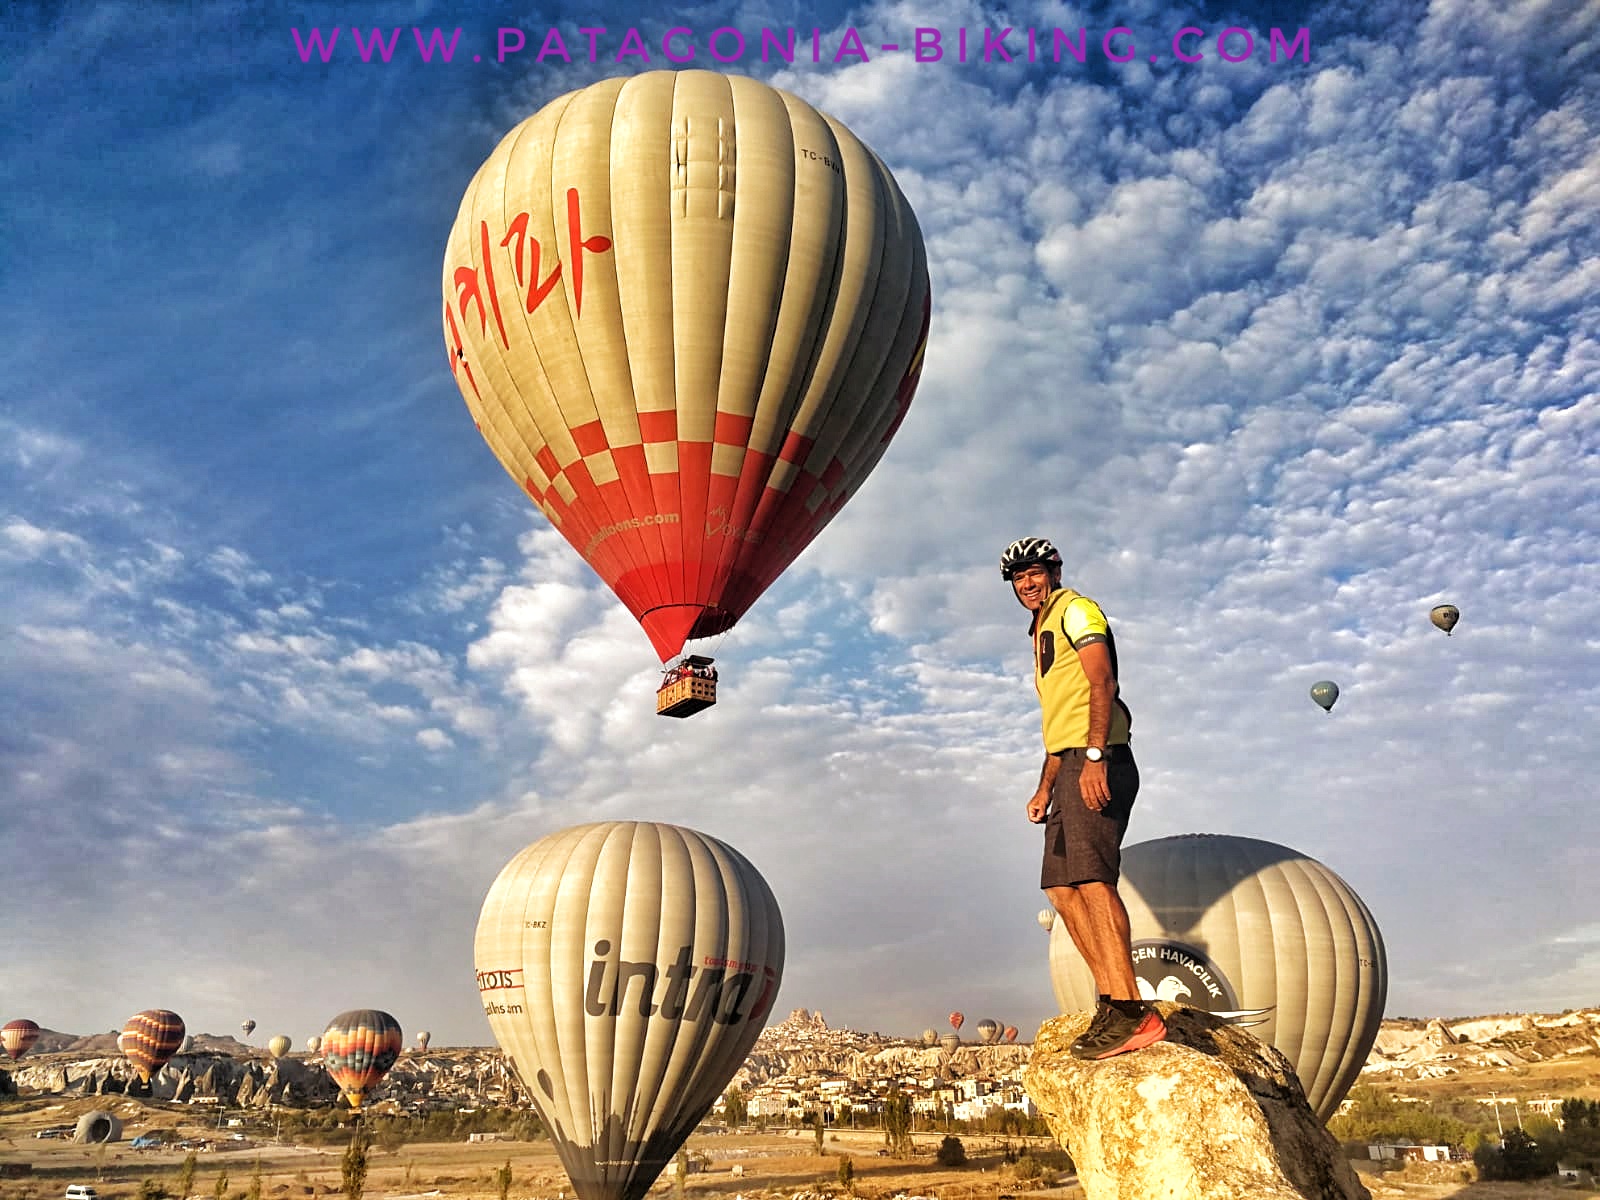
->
xmin=1070 ymin=1004 xmax=1167 ymax=1060
xmin=1069 ymin=1001 xmax=1117 ymax=1057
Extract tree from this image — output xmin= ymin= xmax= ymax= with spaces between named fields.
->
xmin=175 ymin=1152 xmax=198 ymax=1200
xmin=936 ymin=1136 xmax=967 ymax=1167
xmin=1475 ymin=1128 xmax=1557 ymax=1181
xmin=211 ymin=1169 xmax=229 ymax=1200
xmin=836 ymin=1156 xmax=855 ymax=1194
xmin=723 ymin=1086 xmax=748 ymax=1128
xmin=811 ymin=1113 xmax=825 ymax=1155
xmin=341 ymin=1128 xmax=370 ymax=1200
xmin=247 ymin=1155 xmax=264 ymax=1200
xmin=882 ymin=1086 xmax=913 ymax=1157
xmin=495 ymin=1159 xmax=513 ymax=1200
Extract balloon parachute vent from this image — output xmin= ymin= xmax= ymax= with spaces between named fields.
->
xmin=657 ymin=655 xmax=717 ymax=718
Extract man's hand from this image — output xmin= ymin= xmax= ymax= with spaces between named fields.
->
xmin=1079 ymin=761 xmax=1111 ymax=811
xmin=1027 ymin=788 xmax=1050 ymax=824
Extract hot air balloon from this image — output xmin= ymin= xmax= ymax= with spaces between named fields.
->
xmin=119 ymin=1010 xmax=186 ymax=1083
xmin=920 ymin=1028 xmax=938 ymax=1046
xmin=322 ymin=1010 xmax=403 ymax=1111
xmin=267 ymin=1035 xmax=291 ymax=1060
xmin=475 ymin=821 xmax=784 ymax=1200
xmin=415 ymin=1030 xmax=431 ymax=1051
xmin=2 ymin=1019 xmax=41 ymax=1060
xmin=441 ymin=71 xmax=931 ymax=709
xmin=1430 ymin=604 xmax=1459 ymax=635
xmin=976 ymin=1019 xmax=1000 ymax=1044
xmin=240 ymin=1019 xmax=256 ymax=1039
xmin=948 ymin=1011 xmax=964 ymax=1032
xmin=1003 ymin=1026 xmax=1019 ymax=1043
xmin=938 ymin=1033 xmax=960 ymax=1054
xmin=1047 ymin=833 xmax=1386 ymax=1121
xmin=1037 ymin=908 xmax=1055 ymax=933
xmin=1310 ymin=680 xmax=1339 ymax=713
xmin=305 ymin=1035 xmax=322 ymax=1055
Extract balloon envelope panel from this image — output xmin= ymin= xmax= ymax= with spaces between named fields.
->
xmin=119 ymin=1010 xmax=186 ymax=1082
xmin=1048 ymin=834 xmax=1386 ymax=1121
xmin=475 ymin=821 xmax=784 ymax=1200
xmin=322 ymin=1010 xmax=403 ymax=1109
xmin=442 ymin=70 xmax=931 ymax=661
xmin=2 ymin=1018 xmax=41 ymax=1060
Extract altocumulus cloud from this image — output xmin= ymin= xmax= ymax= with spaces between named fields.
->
xmin=0 ymin=0 xmax=1595 ymax=1043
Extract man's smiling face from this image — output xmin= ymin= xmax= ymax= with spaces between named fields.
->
xmin=1012 ymin=563 xmax=1056 ymax=612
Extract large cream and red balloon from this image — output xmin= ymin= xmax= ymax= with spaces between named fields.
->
xmin=2 ymin=1019 xmax=41 ymax=1060
xmin=119 ymin=1010 xmax=185 ymax=1083
xmin=322 ymin=1010 xmax=403 ymax=1110
xmin=1048 ymin=834 xmax=1386 ymax=1121
xmin=475 ymin=821 xmax=783 ymax=1200
xmin=442 ymin=70 xmax=931 ymax=662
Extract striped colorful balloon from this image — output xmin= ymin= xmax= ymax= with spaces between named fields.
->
xmin=119 ymin=1009 xmax=185 ymax=1082
xmin=2 ymin=1018 xmax=42 ymax=1060
xmin=321 ymin=1009 xmax=402 ymax=1110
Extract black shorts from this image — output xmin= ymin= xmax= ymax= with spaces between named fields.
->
xmin=1041 ymin=744 xmax=1139 ymax=889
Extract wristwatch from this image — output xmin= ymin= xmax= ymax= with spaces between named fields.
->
xmin=1084 ymin=746 xmax=1105 ymax=763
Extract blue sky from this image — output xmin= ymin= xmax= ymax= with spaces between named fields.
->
xmin=2 ymin=0 xmax=1597 ymax=1050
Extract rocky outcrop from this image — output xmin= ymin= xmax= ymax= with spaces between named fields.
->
xmin=1023 ymin=1007 xmax=1370 ymax=1200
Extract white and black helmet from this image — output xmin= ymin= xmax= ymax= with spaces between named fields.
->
xmin=1000 ymin=537 xmax=1063 ymax=580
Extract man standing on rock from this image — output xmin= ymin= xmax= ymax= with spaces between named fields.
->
xmin=1003 ymin=536 xmax=1167 ymax=1060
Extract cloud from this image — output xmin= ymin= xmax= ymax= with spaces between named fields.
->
xmin=1 ymin=0 xmax=1595 ymax=1048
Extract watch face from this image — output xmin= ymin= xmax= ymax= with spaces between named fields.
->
xmin=1086 ymin=748 xmax=1103 ymax=761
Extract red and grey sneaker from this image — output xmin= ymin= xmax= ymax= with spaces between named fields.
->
xmin=1069 ymin=1001 xmax=1117 ymax=1057
xmin=1070 ymin=1004 xmax=1167 ymax=1060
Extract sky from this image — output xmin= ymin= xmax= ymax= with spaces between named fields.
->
xmin=2 ymin=0 xmax=1597 ymax=1052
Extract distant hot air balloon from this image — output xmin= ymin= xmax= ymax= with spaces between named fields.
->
xmin=2 ymin=1019 xmax=41 ymax=1060
xmin=415 ymin=1030 xmax=431 ymax=1052
xmin=305 ymin=1035 xmax=322 ymax=1055
xmin=948 ymin=1011 xmax=964 ymax=1032
xmin=119 ymin=1010 xmax=186 ymax=1083
xmin=1037 ymin=908 xmax=1055 ymax=933
xmin=1003 ymin=1026 xmax=1019 ymax=1043
xmin=442 ymin=71 xmax=931 ymax=690
xmin=921 ymin=1028 xmax=938 ymax=1046
xmin=1430 ymin=604 xmax=1460 ymax=635
xmin=1047 ymin=834 xmax=1386 ymax=1121
xmin=322 ymin=1010 xmax=403 ymax=1110
xmin=938 ymin=1032 xmax=960 ymax=1054
xmin=1310 ymin=680 xmax=1340 ymax=713
xmin=475 ymin=821 xmax=784 ymax=1200
xmin=240 ymin=1019 xmax=256 ymax=1039
xmin=976 ymin=1019 xmax=1000 ymax=1044
xmin=267 ymin=1035 xmax=291 ymax=1060
xmin=1 ymin=1019 xmax=40 ymax=1061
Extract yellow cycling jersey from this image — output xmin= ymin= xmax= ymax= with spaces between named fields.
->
xmin=1030 ymin=588 xmax=1132 ymax=752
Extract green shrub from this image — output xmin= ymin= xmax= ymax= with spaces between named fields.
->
xmin=936 ymin=1136 xmax=967 ymax=1167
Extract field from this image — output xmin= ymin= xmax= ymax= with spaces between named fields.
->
xmin=0 ymin=1098 xmax=1071 ymax=1200
xmin=4 ymin=1094 xmax=1598 ymax=1200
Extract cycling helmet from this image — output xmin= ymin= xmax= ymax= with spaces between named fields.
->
xmin=1000 ymin=537 xmax=1063 ymax=580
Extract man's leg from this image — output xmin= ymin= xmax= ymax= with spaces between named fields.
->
xmin=1074 ymin=881 xmax=1140 ymax=1000
xmin=1045 ymin=885 xmax=1108 ymax=995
